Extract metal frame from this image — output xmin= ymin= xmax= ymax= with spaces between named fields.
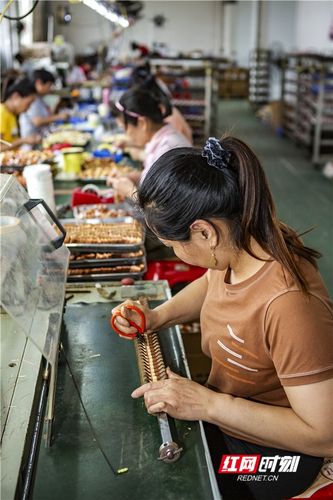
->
xmin=282 ymin=53 xmax=333 ymax=165
xmin=150 ymin=57 xmax=220 ymax=142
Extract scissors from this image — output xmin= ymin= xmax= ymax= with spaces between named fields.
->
xmin=111 ymin=304 xmax=146 ymax=339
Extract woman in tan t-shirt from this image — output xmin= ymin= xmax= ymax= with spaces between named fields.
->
xmin=112 ymin=137 xmax=333 ymax=500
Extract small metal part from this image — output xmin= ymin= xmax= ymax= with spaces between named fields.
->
xmin=95 ymin=283 xmax=117 ymax=300
xmin=121 ymin=285 xmax=158 ymax=300
xmin=158 ymin=442 xmax=183 ymax=463
xmin=117 ymin=467 xmax=129 ymax=474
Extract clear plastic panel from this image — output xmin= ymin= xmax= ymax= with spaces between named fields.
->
xmin=0 ymin=174 xmax=69 ymax=365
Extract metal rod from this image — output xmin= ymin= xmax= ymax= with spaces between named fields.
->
xmin=47 ymin=15 xmax=54 ymax=44
xmin=312 ymin=68 xmax=325 ymax=165
xmin=256 ymin=0 xmax=263 ymax=50
xmin=21 ymin=364 xmax=50 ymax=500
xmin=44 ymin=362 xmax=57 ymax=447
xmin=0 ymin=138 xmax=12 ymax=147
xmin=134 ymin=322 xmax=182 ymax=463
xmin=157 ymin=412 xmax=173 ymax=444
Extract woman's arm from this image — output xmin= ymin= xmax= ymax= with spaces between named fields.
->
xmin=207 ymin=378 xmax=333 ymax=457
xmin=111 ymin=273 xmax=208 ymax=336
xmin=133 ymin=373 xmax=333 ymax=457
xmin=0 ymin=133 xmax=41 ymax=150
xmin=127 ymin=170 xmax=142 ymax=184
xmin=32 ymin=111 xmax=69 ymax=128
xmin=151 ymin=272 xmax=208 ymax=329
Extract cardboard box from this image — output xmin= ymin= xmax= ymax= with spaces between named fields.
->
xmin=257 ymin=100 xmax=283 ymax=130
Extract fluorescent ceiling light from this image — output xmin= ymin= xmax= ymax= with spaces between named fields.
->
xmin=82 ymin=0 xmax=129 ymax=28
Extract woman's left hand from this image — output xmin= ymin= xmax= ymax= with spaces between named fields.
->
xmin=108 ymin=176 xmax=135 ymax=199
xmin=131 ymin=367 xmax=215 ymax=421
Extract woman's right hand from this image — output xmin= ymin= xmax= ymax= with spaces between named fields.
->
xmin=106 ymin=167 xmax=121 ymax=186
xmin=25 ymin=134 xmax=42 ymax=145
xmin=57 ymin=111 xmax=70 ymax=121
xmin=108 ymin=176 xmax=135 ymax=199
xmin=110 ymin=300 xmax=159 ymax=340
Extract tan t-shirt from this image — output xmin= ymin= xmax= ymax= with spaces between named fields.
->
xmin=200 ymin=259 xmax=333 ymax=408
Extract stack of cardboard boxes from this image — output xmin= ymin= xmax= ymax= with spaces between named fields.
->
xmin=219 ymin=68 xmax=249 ymax=99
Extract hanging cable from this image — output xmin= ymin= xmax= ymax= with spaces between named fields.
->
xmin=60 ymin=343 xmax=128 ymax=476
xmin=0 ymin=0 xmax=15 ymax=23
xmin=3 ymin=0 xmax=39 ymax=21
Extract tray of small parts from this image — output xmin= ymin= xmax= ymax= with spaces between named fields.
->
xmin=43 ymin=130 xmax=91 ymax=148
xmin=68 ymin=247 xmax=145 ymax=268
xmin=78 ymin=158 xmax=136 ymax=182
xmin=0 ymin=150 xmax=55 ymax=168
xmin=66 ymin=259 xmax=147 ymax=282
xmin=62 ymin=219 xmax=145 ymax=252
xmin=72 ymin=202 xmax=136 ymax=221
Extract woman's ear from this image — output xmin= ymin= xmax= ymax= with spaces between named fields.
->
xmin=190 ymin=220 xmax=218 ymax=246
xmin=138 ymin=116 xmax=149 ymax=131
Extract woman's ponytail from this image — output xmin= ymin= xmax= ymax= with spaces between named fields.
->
xmin=220 ymin=136 xmax=321 ymax=293
xmin=138 ymin=136 xmax=321 ymax=294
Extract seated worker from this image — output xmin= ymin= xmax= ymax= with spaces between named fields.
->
xmin=131 ymin=41 xmax=150 ymax=58
xmin=112 ymin=136 xmax=333 ymax=500
xmin=66 ymin=63 xmax=86 ymax=86
xmin=19 ymin=69 xmax=69 ymax=144
xmin=108 ymin=87 xmax=191 ymax=260
xmin=131 ymin=63 xmax=193 ymax=143
xmin=0 ymin=78 xmax=40 ymax=150
xmin=107 ymin=87 xmax=191 ymax=200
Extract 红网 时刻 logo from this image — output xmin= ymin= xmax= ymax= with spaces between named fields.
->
xmin=219 ymin=454 xmax=300 ymax=475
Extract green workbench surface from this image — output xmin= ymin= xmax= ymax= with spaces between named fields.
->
xmin=33 ymin=299 xmax=218 ymax=500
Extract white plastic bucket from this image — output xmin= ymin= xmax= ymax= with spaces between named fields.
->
xmin=23 ymin=164 xmax=56 ymax=213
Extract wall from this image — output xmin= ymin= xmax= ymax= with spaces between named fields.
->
xmin=120 ymin=1 xmax=223 ymax=57
xmin=261 ymin=0 xmax=333 ymax=54
xmin=51 ymin=1 xmax=223 ymax=58
xmin=48 ymin=1 xmax=333 ymax=62
xmin=50 ymin=1 xmax=114 ymax=53
xmin=263 ymin=1 xmax=297 ymax=53
xmin=295 ymin=0 xmax=333 ymax=53
xmin=228 ymin=1 xmax=258 ymax=66
xmin=224 ymin=0 xmax=333 ymax=67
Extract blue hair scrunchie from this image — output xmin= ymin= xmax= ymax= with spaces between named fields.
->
xmin=202 ymin=137 xmax=231 ymax=172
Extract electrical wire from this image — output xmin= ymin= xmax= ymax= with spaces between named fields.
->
xmin=60 ymin=343 xmax=126 ymax=476
xmin=0 ymin=0 xmax=15 ymax=23
xmin=3 ymin=0 xmax=39 ymax=21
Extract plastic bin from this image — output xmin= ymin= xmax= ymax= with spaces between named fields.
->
xmin=144 ymin=260 xmax=206 ymax=290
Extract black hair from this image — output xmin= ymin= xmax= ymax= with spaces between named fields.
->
xmin=14 ymin=52 xmax=24 ymax=65
xmin=118 ymin=87 xmax=171 ymax=127
xmin=33 ymin=69 xmax=55 ymax=84
xmin=131 ymin=64 xmax=172 ymax=120
xmin=131 ymin=62 xmax=152 ymax=85
xmin=3 ymin=77 xmax=36 ymax=101
xmin=137 ymin=136 xmax=320 ymax=293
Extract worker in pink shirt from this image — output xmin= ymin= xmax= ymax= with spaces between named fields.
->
xmin=130 ymin=63 xmax=193 ymax=143
xmin=107 ymin=87 xmax=191 ymax=199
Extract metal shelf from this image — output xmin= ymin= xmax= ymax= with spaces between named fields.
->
xmin=172 ymin=99 xmax=206 ymax=106
xmin=281 ymin=53 xmax=333 ymax=164
xmin=249 ymin=49 xmax=271 ymax=106
xmin=151 ymin=57 xmax=221 ymax=143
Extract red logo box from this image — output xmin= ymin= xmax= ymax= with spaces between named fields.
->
xmin=219 ymin=454 xmax=261 ymax=474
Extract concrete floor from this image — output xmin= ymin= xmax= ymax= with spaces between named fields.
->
xmin=216 ymin=100 xmax=333 ymax=296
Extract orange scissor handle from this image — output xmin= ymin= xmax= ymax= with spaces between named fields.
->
xmin=111 ymin=304 xmax=146 ymax=339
